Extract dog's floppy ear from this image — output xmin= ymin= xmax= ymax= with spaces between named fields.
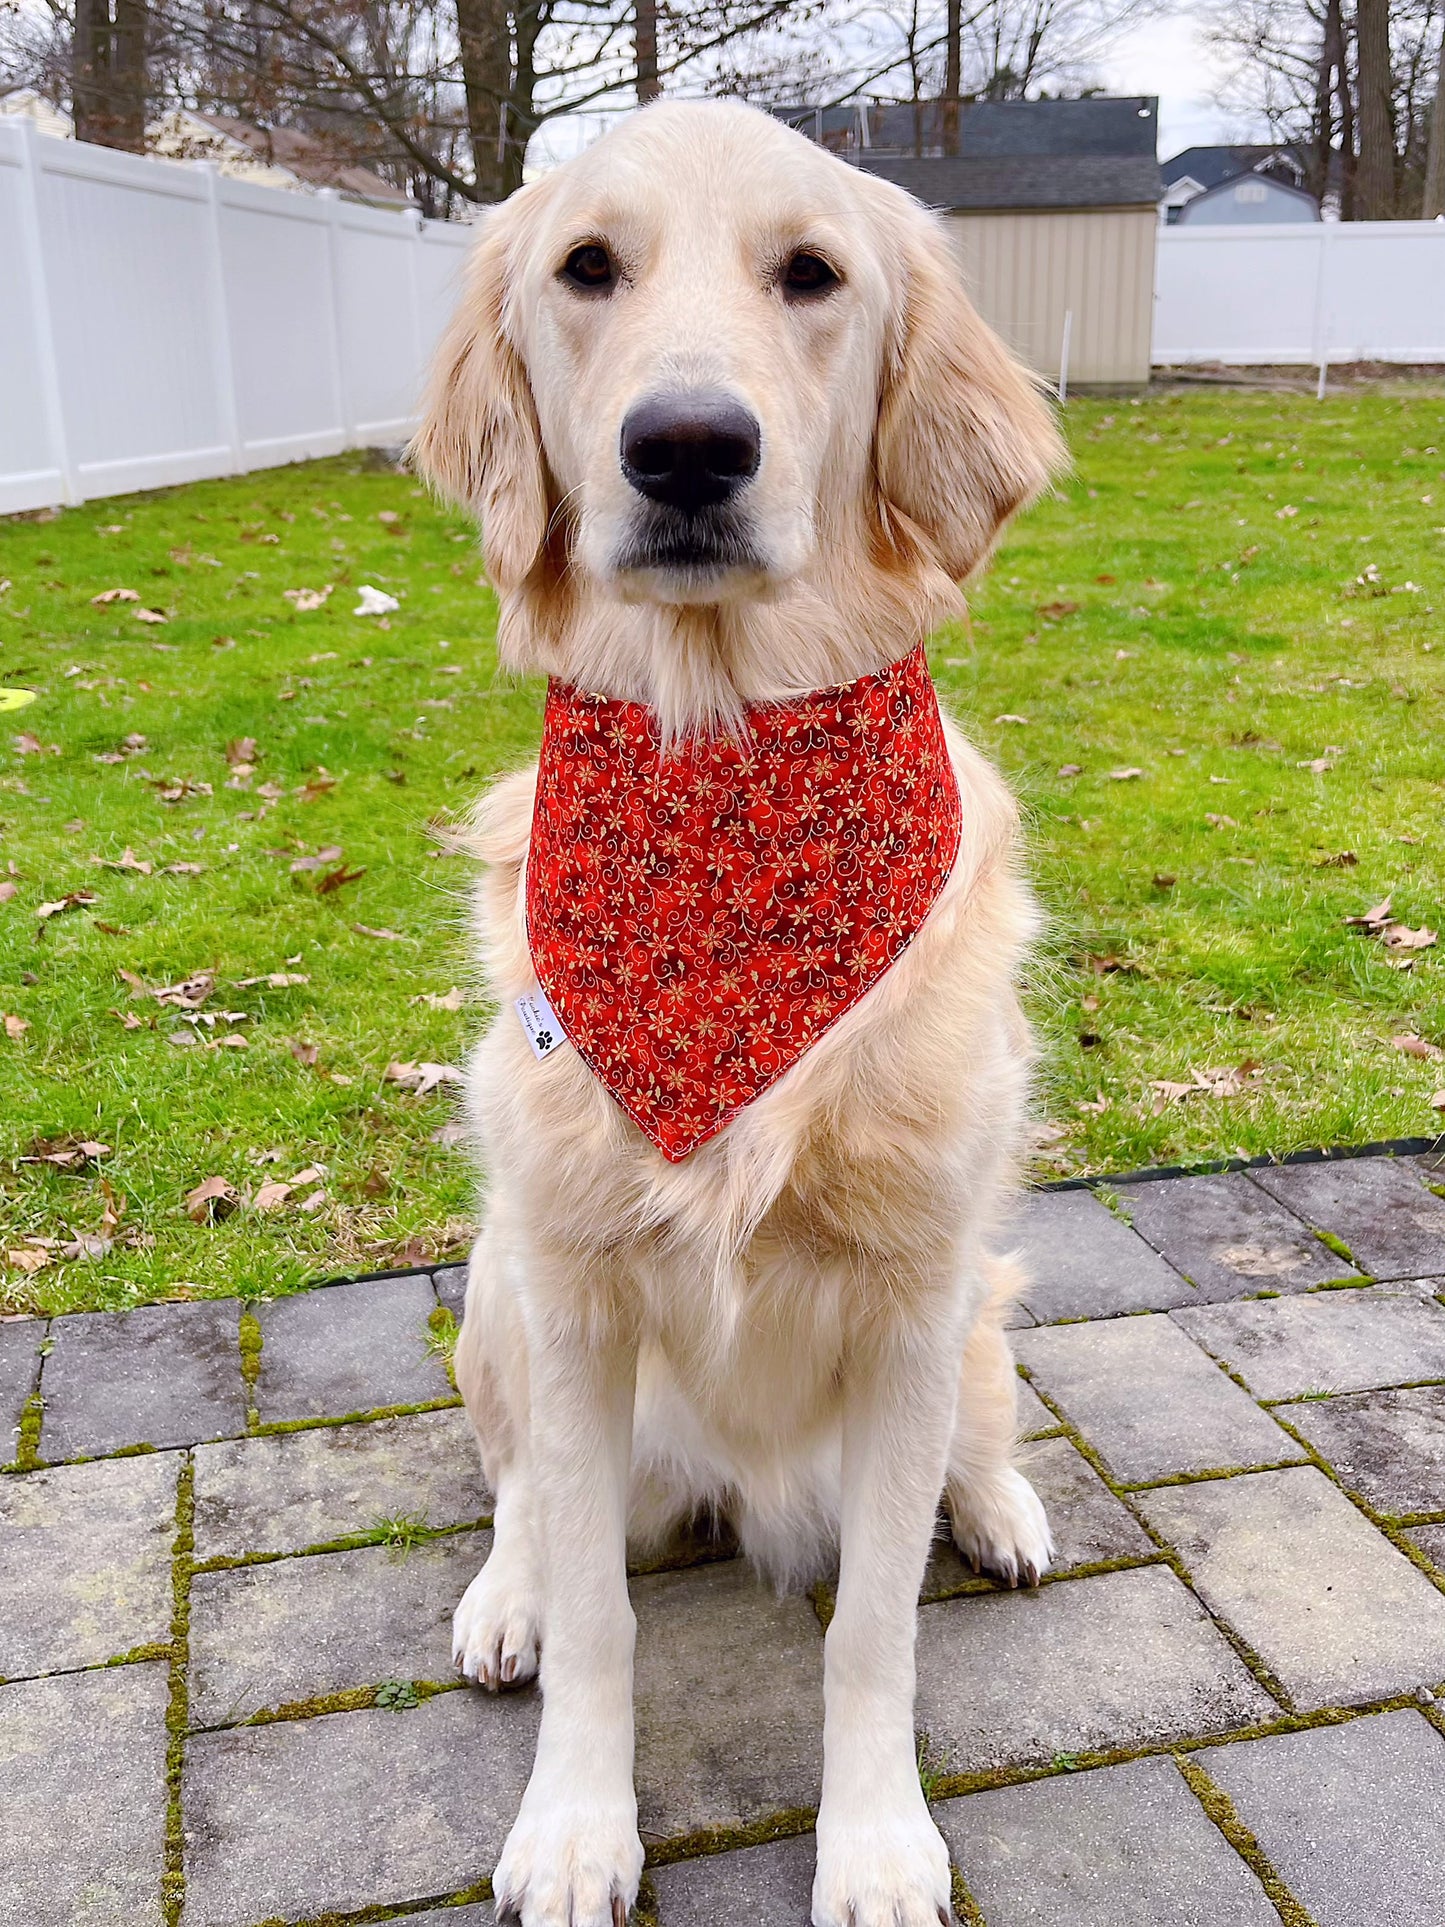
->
xmin=875 ymin=208 xmax=1065 ymax=582
xmin=411 ymin=190 xmax=548 ymax=594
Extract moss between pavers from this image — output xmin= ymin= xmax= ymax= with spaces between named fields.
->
xmin=254 ymin=1394 xmax=464 ymax=1438
xmin=163 ymin=1454 xmax=195 ymax=1927
xmin=238 ymin=1308 xmax=263 ymax=1431
xmin=189 ymin=1511 xmax=495 ymax=1577
xmin=261 ymin=1888 xmax=491 ymax=1927
xmin=1174 ymin=1755 xmax=1320 ymax=1927
xmin=950 ymin=1866 xmax=989 ymax=1926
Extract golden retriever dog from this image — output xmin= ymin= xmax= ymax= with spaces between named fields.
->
xmin=412 ymin=98 xmax=1064 ymax=1927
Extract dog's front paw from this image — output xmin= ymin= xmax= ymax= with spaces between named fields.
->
xmin=947 ymin=1464 xmax=1054 ymax=1588
xmin=493 ymin=1788 xmax=643 ymax=1927
xmin=812 ymin=1802 xmax=952 ymax=1927
xmin=453 ymin=1557 xmax=541 ymax=1690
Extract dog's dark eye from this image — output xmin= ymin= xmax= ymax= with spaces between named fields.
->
xmin=561 ymin=244 xmax=615 ymax=292
xmin=782 ymin=251 xmax=839 ymax=299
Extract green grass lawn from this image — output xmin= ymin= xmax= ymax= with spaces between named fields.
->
xmin=2 ymin=386 xmax=1443 ymax=1316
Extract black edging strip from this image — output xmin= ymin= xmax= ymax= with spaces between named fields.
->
xmin=1035 ymin=1133 xmax=1445 ymax=1195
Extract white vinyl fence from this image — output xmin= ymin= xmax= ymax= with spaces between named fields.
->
xmin=1154 ymin=220 xmax=1445 ymax=369
xmin=0 ymin=118 xmax=474 ymax=516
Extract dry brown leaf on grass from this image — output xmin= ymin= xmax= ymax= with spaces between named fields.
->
xmin=411 ymin=988 xmax=465 ymax=1011
xmin=1108 ymin=767 xmax=1144 ymax=781
xmin=1345 ymin=895 xmax=1394 ymax=931
xmin=185 ymin=1175 xmax=239 ymax=1223
xmin=94 ymin=733 xmax=148 ymax=765
xmin=134 ymin=608 xmax=168 ymax=625
xmin=1392 ymin=1034 xmax=1444 ymax=1061
xmin=91 ymin=587 xmax=140 ymax=605
xmin=119 ymin=968 xmax=216 ymax=1009
xmin=431 ymin=1122 xmax=468 ymax=1146
xmin=1316 ymin=851 xmax=1357 ymax=868
xmin=4 ymin=1013 xmax=29 ymax=1038
xmin=289 ymin=1039 xmax=320 ymax=1066
xmin=6 ymin=1248 xmax=50 ymax=1275
xmin=226 ymin=737 xmax=258 ymax=767
xmin=235 ymin=971 xmax=309 ymax=988
xmin=1075 ymin=1091 xmax=1112 ymax=1114
xmin=37 ymin=891 xmax=98 ymax=920
xmin=93 ymin=847 xmax=152 ymax=876
xmin=314 ymin=864 xmax=365 ymax=896
xmin=289 ymin=846 xmax=343 ymax=873
xmin=384 ymin=1060 xmax=464 ymax=1097
xmin=994 ymin=713 xmax=1030 ymax=726
xmin=283 ymin=586 xmax=333 ymax=612
xmin=1432 ymin=1090 xmax=1445 ymax=1113
xmin=252 ymin=1163 xmax=326 ymax=1213
xmin=15 ymin=733 xmax=58 ymax=756
xmin=353 ymin=923 xmax=407 ymax=942
xmin=165 ymin=861 xmax=204 ymax=877
xmin=0 ymin=881 xmax=15 ymax=903
xmin=1149 ymin=1061 xmax=1263 ymax=1114
xmin=1037 ymin=600 xmax=1080 ymax=621
xmin=21 ymin=1136 xmax=110 ymax=1167
xmin=295 ymin=770 xmax=337 ymax=803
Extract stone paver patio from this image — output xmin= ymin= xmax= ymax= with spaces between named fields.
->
xmin=5 ymin=1148 xmax=1445 ymax=1926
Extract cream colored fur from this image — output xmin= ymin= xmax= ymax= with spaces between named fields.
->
xmin=412 ymin=99 xmax=1066 ymax=1927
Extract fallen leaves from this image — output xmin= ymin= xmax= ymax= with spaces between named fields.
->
xmin=994 ymin=713 xmax=1030 ymax=726
xmin=0 ymin=880 xmax=15 ymax=904
xmin=1315 ymin=851 xmax=1357 ymax=868
xmin=315 ymin=863 xmax=365 ymax=895
xmin=1392 ymin=1034 xmax=1444 ymax=1061
xmin=94 ymin=733 xmax=148 ymax=764
xmin=134 ymin=607 xmax=168 ymax=625
xmin=4 ymin=1013 xmax=29 ymax=1038
xmin=185 ymin=1175 xmax=239 ymax=1223
xmin=120 ymin=968 xmax=215 ymax=1009
xmin=94 ymin=846 xmax=152 ymax=876
xmin=384 ymin=1060 xmax=464 ymax=1097
xmin=20 ymin=1136 xmax=110 ymax=1168
xmin=353 ymin=923 xmax=407 ymax=942
xmin=235 ymin=971 xmax=309 ymax=988
xmin=290 ymin=845 xmax=343 ymax=873
xmin=1036 ymin=599 xmax=1080 ymax=621
xmin=15 ymin=732 xmax=58 ymax=756
xmin=37 ymin=890 xmax=98 ymax=919
xmin=411 ymin=987 xmax=465 ymax=1011
xmin=251 ymin=1164 xmax=326 ymax=1213
xmin=1150 ymin=1061 xmax=1263 ymax=1114
xmin=1432 ymin=1090 xmax=1445 ymax=1114
xmin=283 ymin=586 xmax=333 ymax=612
xmin=1344 ymin=895 xmax=1438 ymax=967
xmin=90 ymin=587 xmax=139 ymax=605
xmin=1107 ymin=767 xmax=1144 ymax=781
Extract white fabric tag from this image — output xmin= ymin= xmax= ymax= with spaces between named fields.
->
xmin=515 ymin=986 xmax=567 ymax=1062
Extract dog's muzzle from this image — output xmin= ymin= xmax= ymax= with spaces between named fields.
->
xmin=620 ymin=392 xmax=760 ymax=513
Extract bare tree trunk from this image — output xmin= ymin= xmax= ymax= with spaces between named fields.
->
xmin=110 ymin=0 xmax=147 ymax=150
xmin=456 ymin=0 xmax=512 ymax=201
xmin=1424 ymin=30 xmax=1445 ymax=216
xmin=72 ymin=0 xmax=112 ymax=146
xmin=1311 ymin=5 xmax=1335 ymax=202
xmin=635 ymin=0 xmax=660 ymax=104
xmin=1356 ymin=0 xmax=1396 ymax=217
xmin=942 ymin=0 xmax=961 ymax=154
xmin=1328 ymin=0 xmax=1357 ymax=217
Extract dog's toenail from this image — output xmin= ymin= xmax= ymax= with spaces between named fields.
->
xmin=612 ymin=1894 xmax=628 ymax=1925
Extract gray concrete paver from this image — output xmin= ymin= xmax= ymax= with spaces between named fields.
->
xmin=1123 ymin=1171 xmax=1359 ymax=1298
xmin=914 ymin=1564 xmax=1274 ymax=1773
xmin=1200 ymin=1710 xmax=1445 ymax=1927
xmin=38 ymin=1297 xmax=247 ymax=1459
xmin=1015 ymin=1314 xmax=1299 ymax=1482
xmin=0 ymin=1317 xmax=44 ymax=1462
xmin=0 ymin=1663 xmax=169 ymax=1927
xmin=182 ymin=1689 xmax=538 ymax=1927
xmin=1174 ymin=1287 xmax=1445 ymax=1400
xmin=0 ymin=1452 xmax=178 ymax=1676
xmin=652 ymin=1835 xmax=815 ymax=1924
xmin=254 ymin=1275 xmax=453 ymax=1422
xmin=632 ymin=1559 xmax=824 ymax=1843
xmin=1012 ymin=1187 xmax=1194 ymax=1322
xmin=189 ymin=1530 xmax=490 ymax=1724
xmin=1278 ymin=1383 xmax=1445 ymax=1515
xmin=1138 ymin=1466 xmax=1445 ymax=1706
xmin=1250 ymin=1156 xmax=1445 ymax=1281
xmin=938 ymin=1754 xmax=1280 ymax=1926
xmin=191 ymin=1406 xmax=488 ymax=1560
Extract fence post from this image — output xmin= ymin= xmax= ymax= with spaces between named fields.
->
xmin=1311 ymin=219 xmax=1334 ymax=398
xmin=405 ymin=203 xmax=425 ymax=439
xmin=318 ymin=187 xmax=353 ymax=448
xmin=199 ymin=162 xmax=244 ymax=474
xmin=14 ymin=116 xmax=76 ymax=506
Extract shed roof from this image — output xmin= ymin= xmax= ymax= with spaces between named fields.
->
xmin=855 ymin=151 xmax=1163 ymax=212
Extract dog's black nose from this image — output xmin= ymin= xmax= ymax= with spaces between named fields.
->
xmin=620 ymin=394 xmax=761 ymax=512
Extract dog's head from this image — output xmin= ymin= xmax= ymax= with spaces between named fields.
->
xmin=414 ymin=101 xmax=1063 ymax=680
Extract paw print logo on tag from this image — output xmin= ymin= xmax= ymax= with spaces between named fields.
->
xmin=515 ymin=989 xmax=567 ymax=1063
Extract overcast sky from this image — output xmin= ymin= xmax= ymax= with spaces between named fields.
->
xmin=1096 ymin=14 xmax=1243 ymax=158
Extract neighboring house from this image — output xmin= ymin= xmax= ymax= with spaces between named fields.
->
xmin=0 ymin=88 xmax=408 ymax=208
xmin=1175 ymin=172 xmax=1320 ymax=225
xmin=780 ymin=96 xmax=1161 ymax=386
xmin=1160 ymin=143 xmax=1311 ymax=223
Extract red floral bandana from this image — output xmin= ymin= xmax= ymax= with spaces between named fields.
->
xmin=525 ymin=644 xmax=962 ymax=1161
